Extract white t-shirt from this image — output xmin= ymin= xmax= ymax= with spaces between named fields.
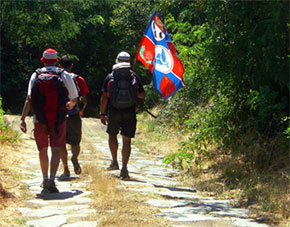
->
xmin=27 ymin=66 xmax=78 ymax=100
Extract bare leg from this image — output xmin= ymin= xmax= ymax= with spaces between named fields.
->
xmin=71 ymin=144 xmax=81 ymax=174
xmin=71 ymin=144 xmax=80 ymax=160
xmin=39 ymin=147 xmax=49 ymax=177
xmin=121 ymin=135 xmax=131 ymax=169
xmin=50 ymin=147 xmax=60 ymax=177
xmin=109 ymin=134 xmax=118 ymax=162
xmin=60 ymin=146 xmax=69 ymax=170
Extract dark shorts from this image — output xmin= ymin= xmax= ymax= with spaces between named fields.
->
xmin=66 ymin=114 xmax=82 ymax=145
xmin=34 ymin=120 xmax=66 ymax=151
xmin=107 ymin=110 xmax=137 ymax=138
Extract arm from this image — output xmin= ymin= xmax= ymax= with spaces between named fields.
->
xmin=62 ymin=71 xmax=78 ymax=110
xmin=78 ymin=95 xmax=87 ymax=117
xmin=66 ymin=98 xmax=77 ymax=110
xmin=20 ymin=96 xmax=31 ymax=133
xmin=20 ymin=72 xmax=36 ymax=133
xmin=137 ymin=91 xmax=145 ymax=100
xmin=100 ymin=92 xmax=108 ymax=125
xmin=62 ymin=71 xmax=78 ymax=100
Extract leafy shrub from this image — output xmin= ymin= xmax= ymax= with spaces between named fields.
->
xmin=161 ymin=0 xmax=289 ymax=174
xmin=143 ymin=84 xmax=162 ymax=108
xmin=0 ymin=97 xmax=19 ymax=143
xmin=0 ymin=97 xmax=9 ymax=132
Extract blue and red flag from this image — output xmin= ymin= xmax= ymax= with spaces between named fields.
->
xmin=136 ymin=11 xmax=185 ymax=100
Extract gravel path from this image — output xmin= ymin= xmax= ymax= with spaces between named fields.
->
xmin=7 ymin=116 xmax=270 ymax=227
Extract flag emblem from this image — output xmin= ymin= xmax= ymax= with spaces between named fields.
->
xmin=155 ymin=46 xmax=173 ymax=73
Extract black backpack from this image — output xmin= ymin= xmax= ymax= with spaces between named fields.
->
xmin=30 ymin=68 xmax=68 ymax=130
xmin=68 ymin=73 xmax=83 ymax=114
xmin=108 ymin=67 xmax=138 ymax=109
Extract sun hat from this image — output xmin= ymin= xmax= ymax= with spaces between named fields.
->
xmin=40 ymin=48 xmax=59 ymax=63
xmin=116 ymin=51 xmax=130 ymax=63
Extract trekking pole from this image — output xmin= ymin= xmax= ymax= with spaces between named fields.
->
xmin=138 ymin=100 xmax=157 ymax=119
xmin=143 ymin=106 xmax=157 ymax=119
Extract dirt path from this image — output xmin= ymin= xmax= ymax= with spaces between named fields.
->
xmin=6 ymin=115 xmax=269 ymax=227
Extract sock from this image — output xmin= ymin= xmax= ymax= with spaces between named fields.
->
xmin=43 ymin=175 xmax=48 ymax=180
xmin=49 ymin=175 xmax=55 ymax=181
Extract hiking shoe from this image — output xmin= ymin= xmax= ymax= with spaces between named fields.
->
xmin=71 ymin=157 xmax=81 ymax=175
xmin=120 ymin=168 xmax=130 ymax=180
xmin=41 ymin=179 xmax=50 ymax=193
xmin=60 ymin=170 xmax=70 ymax=178
xmin=107 ymin=160 xmax=119 ymax=170
xmin=47 ymin=180 xmax=59 ymax=193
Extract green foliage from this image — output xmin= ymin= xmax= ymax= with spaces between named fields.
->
xmin=159 ymin=0 xmax=289 ymax=173
xmin=0 ymin=0 xmax=111 ymax=115
xmin=0 ymin=97 xmax=18 ymax=143
xmin=1 ymin=0 xmax=289 ymax=221
xmin=143 ymin=84 xmax=162 ymax=108
xmin=0 ymin=97 xmax=8 ymax=131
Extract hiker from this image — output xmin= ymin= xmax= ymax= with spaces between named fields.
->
xmin=58 ymin=55 xmax=89 ymax=177
xmin=20 ymin=48 xmax=78 ymax=193
xmin=100 ymin=51 xmax=145 ymax=180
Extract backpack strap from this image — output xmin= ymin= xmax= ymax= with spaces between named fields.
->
xmin=71 ymin=72 xmax=79 ymax=79
xmin=35 ymin=68 xmax=64 ymax=76
xmin=35 ymin=68 xmax=42 ymax=75
xmin=55 ymin=68 xmax=64 ymax=75
xmin=106 ymin=73 xmax=113 ymax=98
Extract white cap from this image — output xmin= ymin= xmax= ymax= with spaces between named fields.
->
xmin=116 ymin=51 xmax=130 ymax=63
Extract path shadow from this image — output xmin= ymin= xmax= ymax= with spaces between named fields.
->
xmin=36 ymin=189 xmax=83 ymax=200
xmin=111 ymin=174 xmax=147 ymax=183
xmin=122 ymin=178 xmax=147 ymax=183
xmin=57 ymin=176 xmax=79 ymax=182
xmin=153 ymin=184 xmax=196 ymax=193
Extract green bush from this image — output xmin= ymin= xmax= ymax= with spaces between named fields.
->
xmin=0 ymin=97 xmax=8 ymax=131
xmin=0 ymin=97 xmax=19 ymax=143
xmin=161 ymin=1 xmax=289 ymax=173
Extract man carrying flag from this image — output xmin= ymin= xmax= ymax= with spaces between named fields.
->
xmin=136 ymin=11 xmax=185 ymax=100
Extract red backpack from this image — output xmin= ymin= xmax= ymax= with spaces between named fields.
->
xmin=31 ymin=68 xmax=68 ymax=130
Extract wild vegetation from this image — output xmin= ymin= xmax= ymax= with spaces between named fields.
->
xmin=1 ymin=0 xmax=289 ymax=225
xmin=0 ymin=99 xmax=29 ymax=225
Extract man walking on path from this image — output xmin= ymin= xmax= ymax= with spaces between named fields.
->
xmin=58 ymin=55 xmax=89 ymax=177
xmin=20 ymin=48 xmax=78 ymax=193
xmin=100 ymin=51 xmax=145 ymax=180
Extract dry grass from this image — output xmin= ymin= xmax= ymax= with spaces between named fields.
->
xmin=135 ymin=112 xmax=182 ymax=159
xmin=135 ymin=112 xmax=290 ymax=226
xmin=83 ymin=163 xmax=171 ymax=227
xmin=0 ymin=115 xmax=34 ymax=225
xmin=0 ymin=143 xmax=29 ymax=226
xmin=77 ymin=119 xmax=172 ymax=227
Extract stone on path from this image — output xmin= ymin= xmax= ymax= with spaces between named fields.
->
xmin=12 ymin=117 xmax=269 ymax=227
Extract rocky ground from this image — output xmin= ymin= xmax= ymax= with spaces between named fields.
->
xmin=5 ymin=116 xmax=271 ymax=227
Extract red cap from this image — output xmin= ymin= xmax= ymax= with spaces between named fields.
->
xmin=40 ymin=48 xmax=59 ymax=63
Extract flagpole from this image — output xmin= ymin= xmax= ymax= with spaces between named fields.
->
xmin=132 ymin=57 xmax=137 ymax=71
